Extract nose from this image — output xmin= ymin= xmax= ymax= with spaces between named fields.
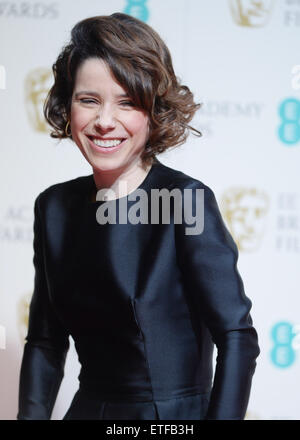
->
xmin=95 ymin=104 xmax=116 ymax=131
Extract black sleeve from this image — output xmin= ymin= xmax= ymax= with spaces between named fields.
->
xmin=17 ymin=194 xmax=69 ymax=420
xmin=175 ymin=180 xmax=260 ymax=420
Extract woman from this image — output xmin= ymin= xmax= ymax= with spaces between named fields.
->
xmin=17 ymin=13 xmax=260 ymax=420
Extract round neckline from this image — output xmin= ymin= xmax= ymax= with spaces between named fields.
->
xmin=85 ymin=158 xmax=161 ymax=205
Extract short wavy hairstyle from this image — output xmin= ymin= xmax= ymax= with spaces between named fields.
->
xmin=43 ymin=12 xmax=202 ymax=165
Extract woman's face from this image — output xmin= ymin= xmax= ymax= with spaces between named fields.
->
xmin=70 ymin=57 xmax=150 ymax=173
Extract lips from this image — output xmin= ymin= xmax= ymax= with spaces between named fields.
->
xmin=87 ymin=135 xmax=127 ymax=154
xmin=87 ymin=135 xmax=125 ymax=141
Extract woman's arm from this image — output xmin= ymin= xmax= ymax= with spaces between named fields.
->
xmin=175 ymin=180 xmax=260 ymax=420
xmin=17 ymin=194 xmax=69 ymax=420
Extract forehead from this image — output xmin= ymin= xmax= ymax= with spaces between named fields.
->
xmin=74 ymin=58 xmax=124 ymax=92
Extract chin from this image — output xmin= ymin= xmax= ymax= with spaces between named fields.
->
xmin=90 ymin=157 xmax=129 ymax=173
xmin=92 ymin=154 xmax=143 ymax=171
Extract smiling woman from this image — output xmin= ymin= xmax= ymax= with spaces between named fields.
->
xmin=69 ymin=57 xmax=151 ymax=195
xmin=43 ymin=13 xmax=202 ymax=163
xmin=17 ymin=12 xmax=259 ymax=421
xmin=42 ymin=13 xmax=202 ymax=198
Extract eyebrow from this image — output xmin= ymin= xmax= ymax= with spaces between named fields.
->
xmin=74 ymin=91 xmax=129 ymax=98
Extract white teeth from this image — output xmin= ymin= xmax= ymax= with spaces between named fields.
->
xmin=92 ymin=138 xmax=123 ymax=148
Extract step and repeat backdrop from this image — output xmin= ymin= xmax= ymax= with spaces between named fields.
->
xmin=0 ymin=0 xmax=299 ymax=420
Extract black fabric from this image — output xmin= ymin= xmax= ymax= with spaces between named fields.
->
xmin=17 ymin=159 xmax=260 ymax=420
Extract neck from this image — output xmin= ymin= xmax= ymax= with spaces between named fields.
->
xmin=91 ymin=158 xmax=153 ymax=201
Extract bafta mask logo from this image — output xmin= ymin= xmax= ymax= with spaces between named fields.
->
xmin=24 ymin=67 xmax=53 ymax=132
xmin=229 ymin=0 xmax=275 ymax=27
xmin=220 ymin=187 xmax=269 ymax=252
xmin=17 ymin=292 xmax=32 ymax=345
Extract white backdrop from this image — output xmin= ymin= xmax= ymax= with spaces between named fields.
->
xmin=0 ymin=0 xmax=300 ymax=420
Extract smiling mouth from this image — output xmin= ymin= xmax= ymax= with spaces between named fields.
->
xmin=88 ymin=136 xmax=126 ymax=148
xmin=87 ymin=136 xmax=127 ymax=152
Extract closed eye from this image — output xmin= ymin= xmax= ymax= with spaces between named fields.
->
xmin=78 ymin=99 xmax=134 ymax=106
xmin=120 ymin=101 xmax=134 ymax=107
xmin=80 ymin=99 xmax=97 ymax=104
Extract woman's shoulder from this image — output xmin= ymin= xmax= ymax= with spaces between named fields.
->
xmin=154 ymin=159 xmax=213 ymax=193
xmin=35 ymin=174 xmax=91 ymax=207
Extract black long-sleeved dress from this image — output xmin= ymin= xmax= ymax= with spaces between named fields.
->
xmin=17 ymin=158 xmax=260 ymax=420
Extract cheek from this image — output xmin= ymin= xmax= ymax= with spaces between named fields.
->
xmin=70 ymin=106 xmax=91 ymax=132
xmin=125 ymin=112 xmax=149 ymax=138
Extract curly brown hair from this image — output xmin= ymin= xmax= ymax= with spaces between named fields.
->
xmin=43 ymin=12 xmax=202 ymax=165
